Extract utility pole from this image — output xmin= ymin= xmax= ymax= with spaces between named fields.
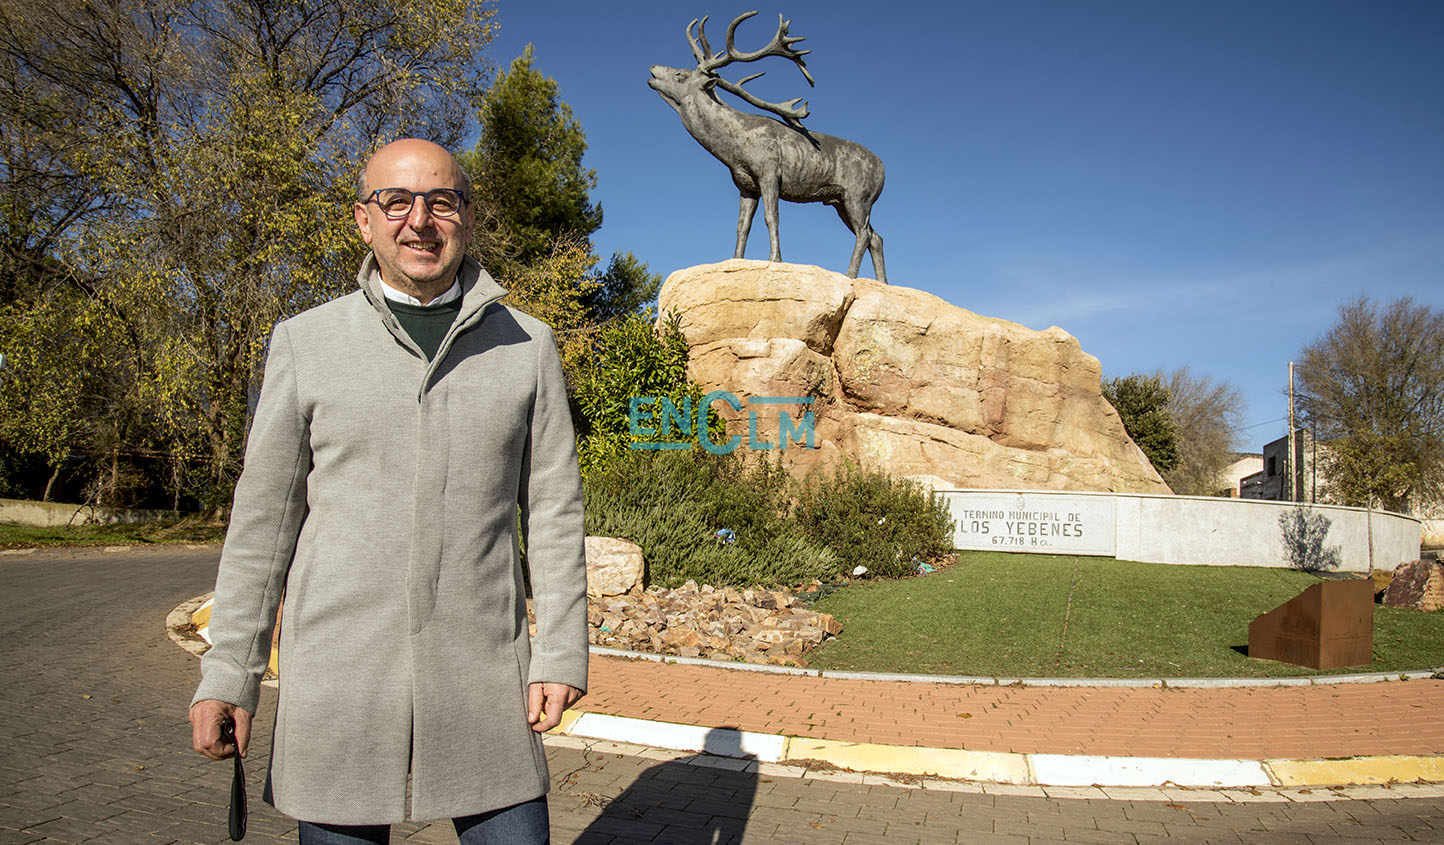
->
xmin=1311 ymin=424 xmax=1317 ymax=503
xmin=1287 ymin=361 xmax=1297 ymax=502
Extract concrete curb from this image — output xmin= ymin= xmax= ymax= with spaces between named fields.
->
xmin=591 ymin=646 xmax=1444 ymax=688
xmin=548 ymin=711 xmax=1444 ymax=795
xmin=165 ymin=592 xmax=213 ymax=660
xmin=540 ymin=733 xmax=1444 ymax=804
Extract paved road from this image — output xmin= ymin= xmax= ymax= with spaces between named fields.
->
xmin=0 ymin=546 xmax=1441 ymax=844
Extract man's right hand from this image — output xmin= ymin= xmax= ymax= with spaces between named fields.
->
xmin=190 ymin=699 xmax=252 ymax=760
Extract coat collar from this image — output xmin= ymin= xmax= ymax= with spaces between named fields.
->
xmin=355 ymin=254 xmax=507 ymax=326
xmin=355 ymin=254 xmax=509 ymax=397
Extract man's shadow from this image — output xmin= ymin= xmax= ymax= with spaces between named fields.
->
xmin=575 ymin=727 xmax=758 ymax=844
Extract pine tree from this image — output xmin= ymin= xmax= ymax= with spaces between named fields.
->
xmin=464 ymin=44 xmax=602 ymax=267
xmin=1103 ymin=374 xmax=1182 ymax=475
xmin=461 ymin=46 xmax=659 ymax=327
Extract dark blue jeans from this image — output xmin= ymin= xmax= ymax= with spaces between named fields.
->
xmin=297 ymin=796 xmax=550 ymax=844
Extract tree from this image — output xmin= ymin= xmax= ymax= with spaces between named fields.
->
xmin=463 ymin=44 xmax=600 ymax=267
xmin=461 ymin=46 xmax=659 ymax=327
xmin=0 ymin=0 xmax=498 ymax=508
xmin=1156 ymin=367 xmax=1244 ymax=495
xmin=1295 ymin=295 xmax=1444 ymax=513
xmin=1103 ymin=374 xmax=1181 ymax=475
xmin=587 ymin=251 xmax=663 ymax=325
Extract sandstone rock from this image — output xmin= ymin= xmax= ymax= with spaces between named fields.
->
xmin=660 ymin=627 xmax=700 ymax=648
xmin=658 ymin=260 xmax=1170 ymax=493
xmin=794 ymin=626 xmax=826 ymax=646
xmin=1382 ymin=560 xmax=1444 ymax=611
xmin=658 ymin=260 xmax=855 ymax=354
xmin=584 ymin=536 xmax=644 ymax=598
xmin=753 ymin=629 xmax=790 ymax=645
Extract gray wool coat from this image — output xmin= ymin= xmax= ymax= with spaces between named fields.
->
xmin=192 ymin=255 xmax=589 ymax=825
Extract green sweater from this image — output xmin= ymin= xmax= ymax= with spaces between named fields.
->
xmin=387 ymin=297 xmax=463 ymax=361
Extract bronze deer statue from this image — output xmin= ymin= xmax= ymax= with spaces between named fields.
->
xmin=649 ymin=11 xmax=887 ymax=282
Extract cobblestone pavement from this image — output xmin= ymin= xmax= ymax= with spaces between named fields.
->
xmin=1 ymin=546 xmax=1441 ymax=844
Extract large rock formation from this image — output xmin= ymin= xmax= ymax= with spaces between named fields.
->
xmin=658 ymin=260 xmax=1170 ymax=493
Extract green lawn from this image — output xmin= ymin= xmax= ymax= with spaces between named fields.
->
xmin=0 ymin=519 xmax=226 ymax=549
xmin=808 ymin=551 xmax=1444 ymax=678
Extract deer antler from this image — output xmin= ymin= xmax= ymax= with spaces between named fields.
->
xmin=712 ymin=77 xmax=811 ymax=128
xmin=686 ymin=16 xmax=713 ymax=66
xmin=688 ymin=11 xmax=815 ymax=129
xmin=718 ymin=11 xmax=814 ymax=86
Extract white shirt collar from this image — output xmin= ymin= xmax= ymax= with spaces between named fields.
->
xmin=377 ymin=277 xmax=462 ymax=306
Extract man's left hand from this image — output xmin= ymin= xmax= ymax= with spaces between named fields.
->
xmin=526 ymin=682 xmax=584 ymax=733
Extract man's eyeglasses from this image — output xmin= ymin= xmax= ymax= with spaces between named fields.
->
xmin=363 ymin=188 xmax=469 ymax=220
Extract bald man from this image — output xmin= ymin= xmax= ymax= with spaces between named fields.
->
xmin=189 ymin=139 xmax=588 ymax=844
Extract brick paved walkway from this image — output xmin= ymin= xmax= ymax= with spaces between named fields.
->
xmin=1 ymin=546 xmax=1442 ymax=844
xmin=579 ymin=658 xmax=1444 ymax=759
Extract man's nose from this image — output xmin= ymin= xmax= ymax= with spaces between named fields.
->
xmin=404 ymin=195 xmax=435 ymax=228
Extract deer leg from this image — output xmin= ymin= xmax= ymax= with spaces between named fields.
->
xmin=735 ymin=193 xmax=759 ymax=259
xmin=762 ymin=178 xmax=782 ymax=262
xmin=833 ymin=202 xmax=868 ymax=280
xmin=868 ymin=227 xmax=886 ymax=283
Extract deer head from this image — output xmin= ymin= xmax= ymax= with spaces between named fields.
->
xmin=648 ymin=11 xmax=814 ymax=130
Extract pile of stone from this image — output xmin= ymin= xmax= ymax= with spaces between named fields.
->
xmin=566 ymin=535 xmax=843 ymax=666
xmin=587 ymin=581 xmax=842 ymax=666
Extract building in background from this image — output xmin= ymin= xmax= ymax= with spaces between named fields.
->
xmin=1240 ymin=431 xmax=1318 ymax=502
xmin=1217 ymin=454 xmax=1263 ymax=498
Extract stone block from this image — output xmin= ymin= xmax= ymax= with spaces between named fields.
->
xmin=584 ymin=536 xmax=644 ymax=598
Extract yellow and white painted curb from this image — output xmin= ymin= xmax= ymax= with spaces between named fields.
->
xmin=548 ymin=712 xmax=1444 ymax=795
xmin=1268 ymin=755 xmax=1444 ymax=787
xmin=541 ymin=731 xmax=1444 ymax=803
xmin=167 ymin=592 xmax=280 ymax=678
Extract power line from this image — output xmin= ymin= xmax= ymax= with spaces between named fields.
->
xmin=1233 ymin=416 xmax=1286 ymax=433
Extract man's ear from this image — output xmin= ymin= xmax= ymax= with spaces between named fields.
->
xmin=354 ymin=202 xmax=374 ymax=245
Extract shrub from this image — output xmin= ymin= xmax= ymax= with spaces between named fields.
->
xmin=570 ymin=310 xmax=712 ymax=476
xmin=584 ymin=448 xmax=836 ymax=587
xmin=583 ymin=448 xmax=954 ymax=587
xmin=792 ymin=463 xmax=955 ymax=579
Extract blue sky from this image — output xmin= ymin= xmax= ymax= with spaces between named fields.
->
xmin=484 ymin=0 xmax=1443 ymax=449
